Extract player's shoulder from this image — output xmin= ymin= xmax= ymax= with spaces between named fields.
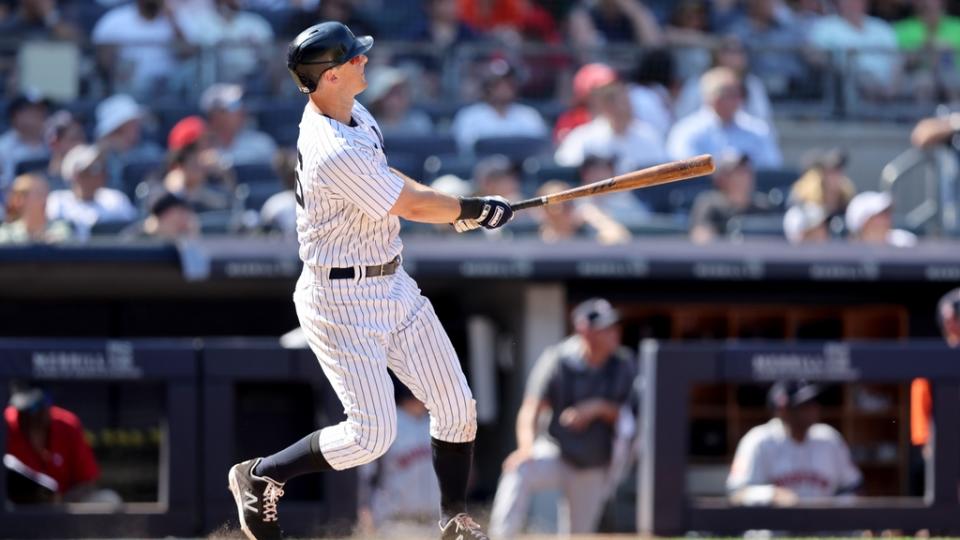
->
xmin=739 ymin=419 xmax=782 ymax=447
xmin=807 ymin=422 xmax=846 ymax=444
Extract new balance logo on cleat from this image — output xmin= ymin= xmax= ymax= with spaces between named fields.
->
xmin=440 ymin=513 xmax=489 ymax=540
xmin=228 ymin=458 xmax=286 ymax=540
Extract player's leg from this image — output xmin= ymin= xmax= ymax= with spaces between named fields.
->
xmin=559 ymin=462 xmax=608 ymax=534
xmin=488 ymin=447 xmax=565 ymax=538
xmin=385 ymin=285 xmax=481 ymax=536
xmin=229 ymin=282 xmax=398 ymax=539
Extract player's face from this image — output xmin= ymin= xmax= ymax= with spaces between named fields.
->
xmin=784 ymin=401 xmax=819 ymax=437
xmin=337 ymin=54 xmax=369 ymax=94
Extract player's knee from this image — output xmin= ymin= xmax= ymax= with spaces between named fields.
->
xmin=348 ymin=408 xmax=397 ymax=464
xmin=432 ymin=397 xmax=477 ymax=441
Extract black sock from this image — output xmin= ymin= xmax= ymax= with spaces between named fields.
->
xmin=253 ymin=430 xmax=332 ymax=484
xmin=431 ymin=437 xmax=474 ymax=525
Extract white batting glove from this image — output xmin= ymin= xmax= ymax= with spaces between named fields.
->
xmin=453 ymin=219 xmax=481 ymax=233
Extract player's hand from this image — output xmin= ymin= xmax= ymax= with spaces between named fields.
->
xmin=559 ymin=405 xmax=592 ymax=431
xmin=453 ymin=219 xmax=481 ymax=233
xmin=502 ymin=447 xmax=532 ymax=472
xmin=457 ymin=196 xmax=514 ymax=230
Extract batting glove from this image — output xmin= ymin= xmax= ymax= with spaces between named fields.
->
xmin=453 ymin=219 xmax=481 ymax=233
xmin=457 ymin=196 xmax=514 ymax=230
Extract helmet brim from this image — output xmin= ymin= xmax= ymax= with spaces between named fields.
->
xmin=346 ymin=35 xmax=374 ymax=61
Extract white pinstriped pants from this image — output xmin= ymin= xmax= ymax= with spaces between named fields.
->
xmin=294 ymin=265 xmax=477 ymax=471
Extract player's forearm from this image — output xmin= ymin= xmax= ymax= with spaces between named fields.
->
xmin=514 ymin=399 xmax=541 ymax=451
xmin=389 ymin=173 xmax=462 ymax=223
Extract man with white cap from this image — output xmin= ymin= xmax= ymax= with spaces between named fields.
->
xmin=783 ymin=203 xmax=829 ymax=245
xmin=46 ymin=144 xmax=137 ymax=240
xmin=95 ymin=94 xmax=163 ymax=190
xmin=844 ymin=191 xmax=917 ymax=247
xmin=362 ymin=66 xmax=433 ymax=135
xmin=200 ymin=83 xmax=276 ymax=165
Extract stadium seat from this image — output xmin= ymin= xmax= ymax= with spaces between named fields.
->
xmin=384 ymin=134 xmax=458 ymax=164
xmin=755 ymin=167 xmax=800 ymax=208
xmin=236 ymin=182 xmax=284 ymax=212
xmin=198 ymin=210 xmax=235 ymax=235
xmin=121 ymin=160 xmax=165 ymax=200
xmin=255 ymin=103 xmax=303 ymax=148
xmin=385 ymin=152 xmax=424 ymax=178
xmin=13 ymin=157 xmax=51 ymax=177
xmin=474 ymin=135 xmax=552 ymax=160
xmin=233 ymin=163 xmax=279 ymax=185
xmin=89 ymin=219 xmax=136 ymax=236
xmin=155 ymin=103 xmax=203 ymax=141
xmin=423 ymin=154 xmax=474 ymax=182
xmin=728 ymin=214 xmax=786 ymax=237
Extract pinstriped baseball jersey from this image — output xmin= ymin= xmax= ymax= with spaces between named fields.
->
xmin=294 ymin=100 xmax=403 ymax=267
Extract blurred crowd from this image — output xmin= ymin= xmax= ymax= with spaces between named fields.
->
xmin=1 ymin=0 xmax=960 ymax=247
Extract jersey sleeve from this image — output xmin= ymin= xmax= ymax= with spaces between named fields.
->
xmin=828 ymin=427 xmax=862 ymax=493
xmin=66 ymin=416 xmax=100 ymax=489
xmin=524 ymin=346 xmax=560 ymax=403
xmin=320 ymin=145 xmax=404 ymax=219
xmin=727 ymin=427 xmax=768 ymax=492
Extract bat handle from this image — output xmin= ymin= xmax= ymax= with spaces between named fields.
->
xmin=511 ymin=196 xmax=547 ymax=212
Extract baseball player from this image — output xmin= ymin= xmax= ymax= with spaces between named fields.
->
xmin=727 ymin=381 xmax=862 ymax=505
xmin=227 ymin=21 xmax=511 ymax=540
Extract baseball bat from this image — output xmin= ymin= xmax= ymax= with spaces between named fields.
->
xmin=511 ymin=154 xmax=716 ymax=211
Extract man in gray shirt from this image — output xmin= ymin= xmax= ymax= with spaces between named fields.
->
xmin=489 ymin=298 xmax=637 ymax=538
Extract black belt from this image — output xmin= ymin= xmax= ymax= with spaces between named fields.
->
xmin=328 ymin=256 xmax=401 ymax=280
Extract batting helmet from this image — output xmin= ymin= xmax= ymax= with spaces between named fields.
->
xmin=286 ymin=21 xmax=374 ymax=94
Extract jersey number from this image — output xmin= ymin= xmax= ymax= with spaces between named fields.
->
xmin=294 ymin=149 xmax=304 ymax=208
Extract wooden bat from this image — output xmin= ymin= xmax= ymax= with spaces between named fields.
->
xmin=511 ymin=154 xmax=716 ymax=211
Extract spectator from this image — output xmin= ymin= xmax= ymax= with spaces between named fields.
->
xmin=556 ymin=81 xmax=666 ymax=174
xmin=689 ymin=151 xmax=770 ymax=244
xmin=554 ymin=62 xmax=618 ymax=144
xmin=201 ymin=83 xmax=277 ymax=165
xmin=450 ymin=59 xmax=548 ymax=153
xmin=0 ymin=174 xmax=72 ymax=244
xmin=574 ymin=152 xmax=650 ymax=227
xmin=44 ymin=111 xmax=87 ymax=190
xmin=489 ymin=298 xmax=637 ymax=538
xmin=95 ymin=94 xmax=164 ymax=191
xmin=845 ymin=190 xmax=918 ymax=247
xmin=472 ymin=154 xmax=522 ymax=201
xmin=727 ymin=381 xmax=862 ymax=505
xmin=356 ymin=382 xmax=439 ymax=538
xmin=534 ymin=180 xmax=631 ymax=244
xmin=808 ymin=0 xmax=901 ymax=98
xmin=628 ymin=48 xmax=677 ymax=140
xmin=910 ymin=287 xmax=960 ymax=495
xmin=788 ymin=147 xmax=856 ymax=230
xmin=125 ymin=192 xmax=200 ymax=240
xmin=161 ymin=142 xmax=232 ymax=213
xmin=895 ymin=0 xmax=960 ymax=98
xmin=727 ymin=0 xmax=809 ymax=95
xmin=305 ymin=0 xmax=377 ymax=37
xmin=0 ymin=0 xmax=80 ymax=40
xmin=362 ymin=67 xmax=433 ymax=136
xmin=674 ymin=35 xmax=773 ymax=124
xmin=181 ymin=0 xmax=274 ymax=84
xmin=0 ymin=93 xmax=52 ymax=189
xmin=664 ymin=0 xmax=716 ymax=82
xmin=911 ymin=108 xmax=960 ymax=148
xmin=458 ymin=0 xmax=561 ymax=44
xmin=568 ymin=0 xmax=663 ymax=49
xmin=166 ymin=115 xmax=236 ymax=192
xmin=92 ymin=0 xmax=191 ymax=98
xmin=783 ymin=203 xmax=829 ymax=244
xmin=403 ymin=0 xmax=480 ymax=51
xmin=5 ymin=385 xmax=120 ymax=504
xmin=260 ymin=149 xmax=298 ymax=235
xmin=666 ymin=67 xmax=782 ymax=167
xmin=357 ymin=0 xmax=425 ymax=40
xmin=46 ymin=144 xmax=138 ymax=240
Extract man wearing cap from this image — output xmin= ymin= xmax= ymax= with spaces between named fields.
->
xmin=0 ymin=174 xmax=72 ymax=244
xmin=46 ymin=144 xmax=137 ymax=240
xmin=555 ymin=79 xmax=666 ymax=175
xmin=4 ymin=386 xmax=101 ymax=502
xmin=0 ymin=93 xmax=52 ymax=188
xmin=553 ymin=63 xmax=618 ymax=144
xmin=489 ymin=298 xmax=637 ymax=538
xmin=450 ymin=58 xmax=548 ymax=153
xmin=574 ymin=152 xmax=649 ymax=227
xmin=124 ymin=192 xmax=199 ymax=240
xmin=845 ymin=191 xmax=917 ymax=247
xmin=666 ymin=66 xmax=782 ymax=168
xmin=728 ymin=381 xmax=862 ymax=505
xmin=95 ymin=94 xmax=164 ymax=190
xmin=689 ymin=151 xmax=770 ymax=244
xmin=783 ymin=203 xmax=829 ymax=245
xmin=200 ymin=83 xmax=277 ymax=166
xmin=362 ymin=66 xmax=433 ymax=136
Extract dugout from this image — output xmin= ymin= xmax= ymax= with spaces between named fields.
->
xmin=0 ymin=339 xmax=199 ymax=538
xmin=639 ymin=341 xmax=960 ymax=536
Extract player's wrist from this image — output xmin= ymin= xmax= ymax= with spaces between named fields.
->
xmin=457 ymin=197 xmax=485 ymax=220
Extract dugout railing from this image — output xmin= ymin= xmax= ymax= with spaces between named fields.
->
xmin=639 ymin=340 xmax=960 ymax=535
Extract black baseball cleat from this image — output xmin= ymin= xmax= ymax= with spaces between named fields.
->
xmin=228 ymin=458 xmax=286 ymax=540
xmin=440 ymin=513 xmax=489 ymax=540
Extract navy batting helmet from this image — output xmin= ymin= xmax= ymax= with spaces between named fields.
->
xmin=286 ymin=21 xmax=374 ymax=94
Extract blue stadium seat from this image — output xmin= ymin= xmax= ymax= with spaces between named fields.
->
xmin=386 ymin=152 xmax=424 ymax=178
xmin=155 ymin=103 xmax=203 ymax=142
xmin=121 ymin=160 xmax=165 ymax=200
xmin=233 ymin=163 xmax=278 ymax=185
xmin=198 ymin=210 xmax=235 ymax=235
xmin=237 ymin=182 xmax=284 ymax=212
xmin=423 ymin=154 xmax=474 ymax=182
xmin=13 ymin=157 xmax=51 ymax=176
xmin=255 ymin=102 xmax=303 ymax=148
xmin=755 ymin=167 xmax=799 ymax=208
xmin=384 ymin=134 xmax=458 ymax=162
xmin=474 ymin=135 xmax=552 ymax=160
xmin=90 ymin=219 xmax=136 ymax=236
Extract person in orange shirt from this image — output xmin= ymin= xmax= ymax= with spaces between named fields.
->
xmin=910 ymin=288 xmax=960 ymax=494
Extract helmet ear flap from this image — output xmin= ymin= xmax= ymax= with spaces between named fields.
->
xmin=288 ymin=68 xmax=318 ymax=94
